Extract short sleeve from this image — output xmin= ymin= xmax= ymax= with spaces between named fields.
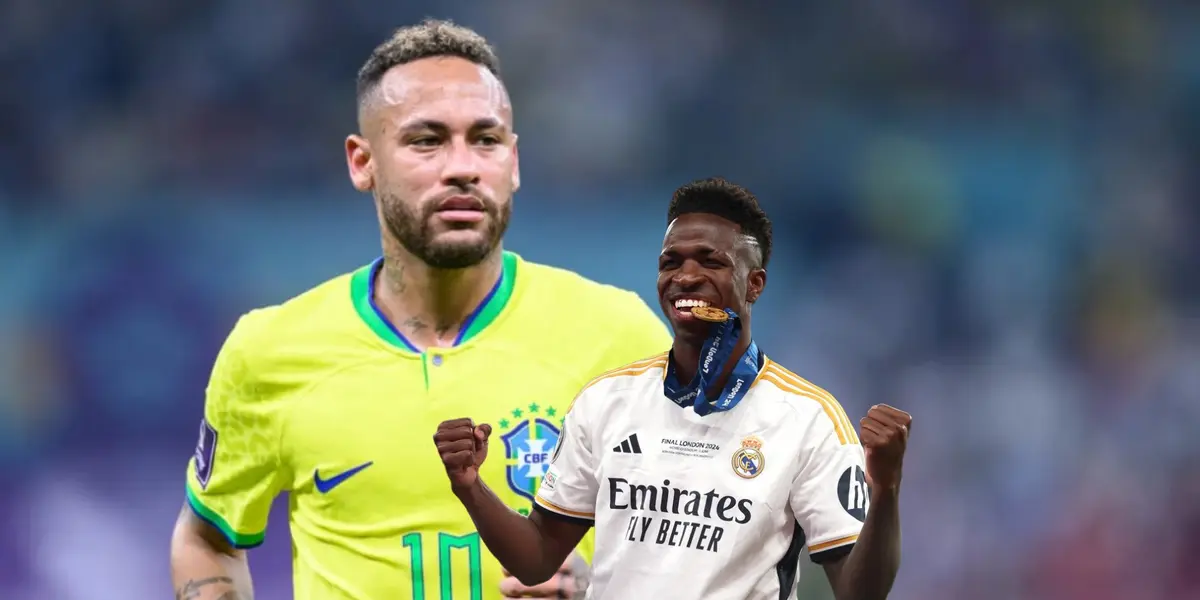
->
xmin=184 ymin=313 xmax=287 ymax=549
xmin=789 ymin=420 xmax=867 ymax=564
xmin=596 ymin=291 xmax=672 ymax=369
xmin=533 ymin=396 xmax=598 ymax=525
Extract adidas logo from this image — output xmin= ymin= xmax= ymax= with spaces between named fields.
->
xmin=613 ymin=433 xmax=642 ymax=454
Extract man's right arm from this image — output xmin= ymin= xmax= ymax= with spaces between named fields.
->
xmin=170 ymin=507 xmax=253 ymax=599
xmin=453 ymin=477 xmax=591 ymax=586
xmin=170 ymin=312 xmax=287 ymax=599
xmin=437 ymin=388 xmax=600 ymax=587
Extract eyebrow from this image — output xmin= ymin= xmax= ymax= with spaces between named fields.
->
xmin=660 ymin=245 xmax=723 ymax=257
xmin=399 ymin=118 xmax=504 ymax=134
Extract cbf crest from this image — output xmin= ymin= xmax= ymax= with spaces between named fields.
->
xmin=732 ymin=435 xmax=765 ymax=479
xmin=498 ymin=403 xmax=563 ymax=502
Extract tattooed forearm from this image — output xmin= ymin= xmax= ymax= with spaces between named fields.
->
xmin=175 ymin=576 xmax=235 ymax=599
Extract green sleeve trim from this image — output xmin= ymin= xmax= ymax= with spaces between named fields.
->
xmin=185 ymin=485 xmax=266 ymax=549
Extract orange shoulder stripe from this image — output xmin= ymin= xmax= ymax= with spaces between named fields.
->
xmin=535 ymin=495 xmax=596 ymax=519
xmin=582 ymin=352 xmax=668 ymax=390
xmin=761 ymin=361 xmax=858 ymax=445
xmin=564 ymin=352 xmax=669 ymax=415
xmin=809 ymin=534 xmax=858 ymax=553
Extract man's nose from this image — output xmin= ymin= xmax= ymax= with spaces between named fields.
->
xmin=441 ymin=140 xmax=482 ymax=189
xmin=673 ymin=263 xmax=706 ymax=287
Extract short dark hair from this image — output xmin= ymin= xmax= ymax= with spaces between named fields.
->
xmin=667 ymin=177 xmax=773 ymax=268
xmin=356 ymin=19 xmax=501 ymax=104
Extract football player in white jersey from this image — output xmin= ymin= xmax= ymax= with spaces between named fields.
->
xmin=434 ymin=177 xmax=912 ymax=599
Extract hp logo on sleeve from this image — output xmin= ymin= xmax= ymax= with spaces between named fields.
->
xmin=837 ymin=466 xmax=870 ymax=522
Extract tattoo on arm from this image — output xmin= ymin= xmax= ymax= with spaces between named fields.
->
xmin=175 ymin=576 xmax=236 ymax=599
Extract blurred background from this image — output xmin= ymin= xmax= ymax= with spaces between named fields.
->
xmin=1 ymin=1 xmax=1198 ymax=598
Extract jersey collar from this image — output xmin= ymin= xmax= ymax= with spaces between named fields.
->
xmin=350 ymin=251 xmax=518 ymax=352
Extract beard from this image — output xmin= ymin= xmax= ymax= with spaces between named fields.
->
xmin=379 ymin=190 xmax=511 ymax=269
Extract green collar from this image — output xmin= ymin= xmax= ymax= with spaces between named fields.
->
xmin=350 ymin=252 xmax=518 ymax=352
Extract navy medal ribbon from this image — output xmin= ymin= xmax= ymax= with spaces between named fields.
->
xmin=663 ymin=308 xmax=762 ymax=416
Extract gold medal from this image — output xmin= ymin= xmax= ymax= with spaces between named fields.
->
xmin=691 ymin=306 xmax=729 ymax=323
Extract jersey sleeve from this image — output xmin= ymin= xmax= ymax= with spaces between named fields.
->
xmin=533 ymin=390 xmax=599 ymax=525
xmin=789 ymin=414 xmax=867 ymax=564
xmin=184 ymin=312 xmax=288 ymax=549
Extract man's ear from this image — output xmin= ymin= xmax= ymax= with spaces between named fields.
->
xmin=510 ymin=134 xmax=520 ymax=193
xmin=346 ymin=134 xmax=374 ymax=192
xmin=747 ymin=268 xmax=766 ymax=304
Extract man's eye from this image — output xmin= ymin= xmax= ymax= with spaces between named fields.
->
xmin=410 ymin=137 xmax=439 ymax=147
xmin=478 ymin=135 xmax=501 ymax=146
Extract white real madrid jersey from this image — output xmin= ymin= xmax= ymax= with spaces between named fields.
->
xmin=534 ymin=353 xmax=868 ymax=600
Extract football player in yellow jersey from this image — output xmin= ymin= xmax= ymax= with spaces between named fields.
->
xmin=168 ymin=19 xmax=671 ymax=600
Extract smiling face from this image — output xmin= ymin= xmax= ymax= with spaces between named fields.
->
xmin=657 ymin=213 xmax=767 ymax=344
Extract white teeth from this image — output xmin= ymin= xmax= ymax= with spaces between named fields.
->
xmin=674 ymin=299 xmax=710 ymax=309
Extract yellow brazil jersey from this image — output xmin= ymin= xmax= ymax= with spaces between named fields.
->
xmin=184 ymin=251 xmax=672 ymax=600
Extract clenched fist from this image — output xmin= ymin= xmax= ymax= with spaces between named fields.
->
xmin=434 ymin=418 xmax=493 ymax=492
xmin=858 ymin=404 xmax=912 ymax=490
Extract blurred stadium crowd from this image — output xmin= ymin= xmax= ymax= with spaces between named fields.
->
xmin=1 ymin=1 xmax=1197 ymax=599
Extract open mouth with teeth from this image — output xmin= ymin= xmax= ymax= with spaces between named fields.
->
xmin=670 ymin=298 xmax=720 ymax=322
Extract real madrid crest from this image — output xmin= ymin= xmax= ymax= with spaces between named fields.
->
xmin=731 ymin=435 xmax=765 ymax=479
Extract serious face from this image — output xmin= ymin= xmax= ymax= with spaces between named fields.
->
xmin=657 ymin=213 xmax=767 ymax=342
xmin=346 ymin=56 xmax=519 ymax=269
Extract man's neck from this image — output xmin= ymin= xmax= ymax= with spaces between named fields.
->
xmin=670 ymin=330 xmax=752 ymax=397
xmin=374 ymin=247 xmax=504 ymax=350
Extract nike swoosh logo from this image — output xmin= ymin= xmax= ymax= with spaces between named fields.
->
xmin=314 ymin=461 xmax=374 ymax=494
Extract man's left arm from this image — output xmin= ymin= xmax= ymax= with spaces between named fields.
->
xmin=819 ymin=404 xmax=911 ymax=600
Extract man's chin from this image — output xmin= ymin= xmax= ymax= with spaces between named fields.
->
xmin=667 ymin=318 xmax=716 ymax=344
xmin=419 ymin=240 xmax=497 ymax=269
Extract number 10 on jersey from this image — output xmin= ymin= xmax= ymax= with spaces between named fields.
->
xmin=402 ymin=532 xmax=483 ymax=600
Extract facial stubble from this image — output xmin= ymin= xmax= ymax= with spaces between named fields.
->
xmin=380 ymin=190 xmax=511 ymax=269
